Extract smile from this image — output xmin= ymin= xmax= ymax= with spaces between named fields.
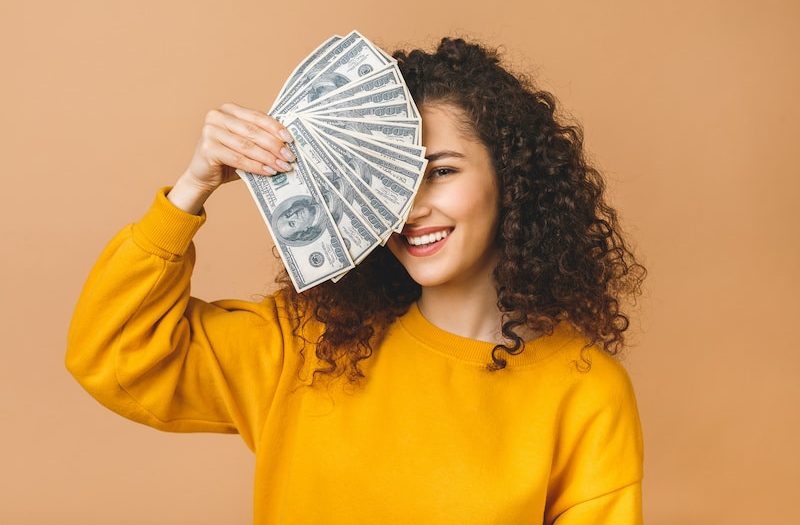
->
xmin=404 ymin=229 xmax=451 ymax=246
xmin=400 ymin=227 xmax=454 ymax=257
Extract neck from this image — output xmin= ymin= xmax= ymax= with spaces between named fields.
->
xmin=417 ymin=268 xmax=506 ymax=344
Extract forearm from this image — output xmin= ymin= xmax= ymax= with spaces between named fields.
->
xmin=167 ymin=172 xmax=216 ymax=215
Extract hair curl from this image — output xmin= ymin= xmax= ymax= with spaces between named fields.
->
xmin=273 ymin=36 xmax=647 ymax=388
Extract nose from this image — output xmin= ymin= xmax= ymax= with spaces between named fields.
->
xmin=404 ymin=194 xmax=431 ymax=223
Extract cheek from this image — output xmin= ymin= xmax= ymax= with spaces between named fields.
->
xmin=386 ymin=236 xmax=401 ymax=258
xmin=438 ymin=180 xmax=499 ymax=232
xmin=386 ymin=235 xmax=409 ymax=264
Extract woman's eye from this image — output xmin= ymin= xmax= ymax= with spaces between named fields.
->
xmin=428 ymin=167 xmax=454 ymax=179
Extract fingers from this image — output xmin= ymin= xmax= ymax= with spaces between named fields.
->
xmin=205 ymin=124 xmax=286 ymax=176
xmin=206 ymin=128 xmax=277 ymax=176
xmin=206 ymin=103 xmax=296 ymax=175
xmin=219 ymin=101 xmax=295 ymax=145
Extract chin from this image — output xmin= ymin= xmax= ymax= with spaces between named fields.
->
xmin=403 ymin=267 xmax=454 ymax=288
xmin=387 ymin=236 xmax=464 ymax=288
xmin=397 ymin=255 xmax=459 ymax=287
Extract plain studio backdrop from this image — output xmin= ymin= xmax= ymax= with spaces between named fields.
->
xmin=1 ymin=1 xmax=797 ymax=523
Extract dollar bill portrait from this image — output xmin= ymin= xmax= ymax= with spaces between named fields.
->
xmin=271 ymin=195 xmax=325 ymax=245
xmin=307 ymin=72 xmax=350 ymax=104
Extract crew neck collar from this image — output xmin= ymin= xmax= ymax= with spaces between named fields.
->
xmin=397 ymin=302 xmax=579 ymax=367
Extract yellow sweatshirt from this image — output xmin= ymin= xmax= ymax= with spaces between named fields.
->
xmin=66 ymin=186 xmax=645 ymax=524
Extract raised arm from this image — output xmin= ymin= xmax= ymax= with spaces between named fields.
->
xmin=65 ymin=103 xmax=300 ymax=451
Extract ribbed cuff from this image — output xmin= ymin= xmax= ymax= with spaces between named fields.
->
xmin=132 ymin=186 xmax=207 ymax=257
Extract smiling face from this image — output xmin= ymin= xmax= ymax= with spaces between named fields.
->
xmin=387 ymin=102 xmax=501 ymax=288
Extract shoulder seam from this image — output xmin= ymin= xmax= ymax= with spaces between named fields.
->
xmin=551 ymin=478 xmax=642 ymax=522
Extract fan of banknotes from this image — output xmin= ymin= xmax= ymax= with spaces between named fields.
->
xmin=236 ymin=30 xmax=427 ymax=292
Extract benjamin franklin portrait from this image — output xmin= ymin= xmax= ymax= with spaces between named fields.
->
xmin=272 ymin=195 xmax=325 ymax=245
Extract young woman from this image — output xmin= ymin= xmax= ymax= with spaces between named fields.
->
xmin=66 ymin=37 xmax=647 ymax=524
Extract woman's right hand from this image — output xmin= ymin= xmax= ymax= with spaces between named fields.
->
xmin=183 ymin=102 xmax=297 ymax=192
xmin=168 ymin=102 xmax=297 ymax=214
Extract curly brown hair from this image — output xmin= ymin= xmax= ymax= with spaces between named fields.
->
xmin=273 ymin=36 xmax=647 ymax=388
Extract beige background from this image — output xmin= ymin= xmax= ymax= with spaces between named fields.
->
xmin=1 ymin=0 xmax=797 ymax=523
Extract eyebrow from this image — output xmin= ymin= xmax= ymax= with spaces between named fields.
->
xmin=425 ymin=150 xmax=465 ymax=162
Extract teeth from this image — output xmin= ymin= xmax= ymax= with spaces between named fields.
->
xmin=405 ymin=229 xmax=450 ymax=246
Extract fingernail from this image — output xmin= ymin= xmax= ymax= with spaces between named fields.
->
xmin=263 ymin=165 xmax=277 ymax=175
xmin=276 ymin=159 xmax=292 ymax=171
xmin=280 ymin=147 xmax=296 ymax=162
xmin=278 ymin=129 xmax=294 ymax=142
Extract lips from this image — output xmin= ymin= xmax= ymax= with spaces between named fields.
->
xmin=402 ymin=225 xmax=454 ymax=239
xmin=400 ymin=227 xmax=453 ymax=256
xmin=405 ymin=229 xmax=450 ymax=246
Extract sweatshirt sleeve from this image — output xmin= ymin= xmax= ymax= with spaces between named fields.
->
xmin=65 ymin=186 xmax=290 ymax=452
xmin=544 ymin=348 xmax=645 ymax=524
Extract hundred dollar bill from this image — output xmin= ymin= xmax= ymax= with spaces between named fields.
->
xmin=312 ymin=128 xmax=417 ymax=232
xmin=313 ymin=121 xmax=426 ymax=189
xmin=299 ymin=159 xmax=381 ymax=264
xmin=243 ymin=31 xmax=428 ymax=288
xmin=316 ymin=120 xmax=426 ymax=168
xmin=310 ymin=115 xmax=422 ymax=157
xmin=305 ymin=85 xmax=412 ymax=116
xmin=309 ymin=116 xmax=419 ymax=145
xmin=271 ymin=34 xmax=343 ymax=113
xmin=310 ymin=127 xmax=407 ymax=233
xmin=286 ymin=118 xmax=391 ymax=239
xmin=299 ymin=64 xmax=406 ymax=113
xmin=341 ymin=141 xmax=425 ymax=194
xmin=375 ymin=44 xmax=395 ymax=64
xmin=295 ymin=120 xmax=400 ymax=237
xmin=312 ymin=101 xmax=412 ymax=120
xmin=372 ymin=138 xmax=424 ymax=157
xmin=235 ymin=164 xmax=354 ymax=292
xmin=277 ymin=35 xmax=393 ymax=116
xmin=271 ymin=31 xmax=364 ymax=115
xmin=287 ymin=121 xmax=384 ymax=264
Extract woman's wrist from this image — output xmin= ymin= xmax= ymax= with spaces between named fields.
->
xmin=167 ymin=173 xmax=216 ymax=215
